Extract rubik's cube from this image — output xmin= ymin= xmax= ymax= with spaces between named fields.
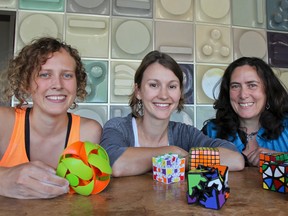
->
xmin=259 ymin=152 xmax=288 ymax=173
xmin=152 ymin=153 xmax=185 ymax=184
xmin=262 ymin=161 xmax=288 ymax=194
xmin=187 ymin=165 xmax=229 ymax=210
xmin=189 ymin=147 xmax=220 ymax=170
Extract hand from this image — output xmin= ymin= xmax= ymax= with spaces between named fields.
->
xmin=246 ymin=147 xmax=277 ymax=167
xmin=0 ymin=161 xmax=69 ymax=199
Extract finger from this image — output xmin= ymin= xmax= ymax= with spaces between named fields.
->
xmin=246 ymin=147 xmax=258 ymax=158
xmin=17 ymin=164 xmax=69 ymax=188
xmin=247 ymin=151 xmax=259 ymax=167
xmin=30 ymin=168 xmax=69 ymax=187
xmin=27 ymin=174 xmax=69 ymax=197
xmin=14 ymin=183 xmax=58 ymax=199
xmin=12 ymin=171 xmax=69 ymax=199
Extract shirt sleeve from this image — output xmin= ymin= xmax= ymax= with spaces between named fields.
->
xmin=100 ymin=117 xmax=133 ymax=166
xmin=170 ymin=122 xmax=238 ymax=152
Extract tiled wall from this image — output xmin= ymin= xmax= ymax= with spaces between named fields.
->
xmin=1 ymin=0 xmax=288 ymax=129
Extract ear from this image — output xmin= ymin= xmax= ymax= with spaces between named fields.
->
xmin=26 ymin=72 xmax=38 ymax=94
xmin=134 ymin=83 xmax=141 ymax=100
xmin=24 ymin=86 xmax=32 ymax=94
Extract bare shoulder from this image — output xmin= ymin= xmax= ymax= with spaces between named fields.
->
xmin=0 ymin=106 xmax=15 ymax=125
xmin=80 ymin=117 xmax=103 ymax=144
xmin=0 ymin=107 xmax=15 ymax=156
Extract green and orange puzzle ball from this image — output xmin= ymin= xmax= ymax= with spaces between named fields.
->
xmin=56 ymin=141 xmax=112 ymax=196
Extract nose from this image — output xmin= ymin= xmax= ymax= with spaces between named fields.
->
xmin=51 ymin=75 xmax=63 ymax=89
xmin=239 ymin=86 xmax=248 ymax=99
xmin=158 ymin=87 xmax=169 ymax=100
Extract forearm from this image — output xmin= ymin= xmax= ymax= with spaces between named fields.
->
xmin=0 ymin=166 xmax=9 ymax=197
xmin=111 ymin=146 xmax=188 ymax=177
xmin=218 ymin=147 xmax=245 ymax=171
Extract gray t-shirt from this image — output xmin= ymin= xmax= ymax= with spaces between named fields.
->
xmin=100 ymin=114 xmax=238 ymax=166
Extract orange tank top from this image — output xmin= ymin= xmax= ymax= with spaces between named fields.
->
xmin=0 ymin=108 xmax=80 ymax=167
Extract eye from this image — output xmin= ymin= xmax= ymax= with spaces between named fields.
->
xmin=230 ymin=83 xmax=240 ymax=89
xmin=38 ymin=72 xmax=50 ymax=78
xmin=149 ymin=83 xmax=158 ymax=88
xmin=248 ymin=83 xmax=257 ymax=89
xmin=169 ymin=84 xmax=178 ymax=89
xmin=63 ymin=72 xmax=74 ymax=79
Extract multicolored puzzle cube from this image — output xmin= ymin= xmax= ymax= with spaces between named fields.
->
xmin=262 ymin=161 xmax=288 ymax=194
xmin=152 ymin=153 xmax=185 ymax=184
xmin=259 ymin=152 xmax=288 ymax=173
xmin=187 ymin=165 xmax=229 ymax=210
xmin=189 ymin=147 xmax=220 ymax=170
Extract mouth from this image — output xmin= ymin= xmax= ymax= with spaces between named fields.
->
xmin=239 ymin=102 xmax=254 ymax=107
xmin=154 ymin=103 xmax=170 ymax=108
xmin=46 ymin=95 xmax=66 ymax=101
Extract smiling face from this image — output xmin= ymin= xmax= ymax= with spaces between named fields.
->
xmin=136 ymin=62 xmax=181 ymax=121
xmin=29 ymin=48 xmax=77 ymax=115
xmin=229 ymin=65 xmax=266 ymax=122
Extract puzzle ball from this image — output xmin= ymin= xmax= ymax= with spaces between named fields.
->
xmin=56 ymin=141 xmax=112 ymax=196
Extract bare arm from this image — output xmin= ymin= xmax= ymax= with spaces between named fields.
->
xmin=111 ymin=146 xmax=188 ymax=177
xmin=218 ymin=147 xmax=245 ymax=171
xmin=0 ymin=161 xmax=69 ymax=199
xmin=80 ymin=117 xmax=103 ymax=144
xmin=246 ymin=147 xmax=287 ymax=167
xmin=112 ymin=146 xmax=244 ymax=176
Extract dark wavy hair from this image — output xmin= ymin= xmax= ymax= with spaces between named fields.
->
xmin=129 ymin=50 xmax=184 ymax=117
xmin=205 ymin=57 xmax=288 ymax=143
xmin=2 ymin=37 xmax=87 ymax=108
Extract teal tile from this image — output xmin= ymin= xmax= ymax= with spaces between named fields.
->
xmin=19 ymin=0 xmax=64 ymax=12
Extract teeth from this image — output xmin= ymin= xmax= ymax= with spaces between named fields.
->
xmin=239 ymin=102 xmax=253 ymax=107
xmin=47 ymin=96 xmax=65 ymax=100
xmin=155 ymin=103 xmax=169 ymax=107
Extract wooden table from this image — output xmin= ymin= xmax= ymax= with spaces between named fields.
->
xmin=0 ymin=167 xmax=287 ymax=216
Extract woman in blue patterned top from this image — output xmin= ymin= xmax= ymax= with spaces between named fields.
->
xmin=202 ymin=57 xmax=288 ymax=166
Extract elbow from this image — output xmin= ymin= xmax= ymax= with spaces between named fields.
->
xmin=110 ymin=162 xmax=128 ymax=177
xmin=230 ymin=163 xmax=245 ymax=172
xmin=111 ymin=166 xmax=122 ymax=177
xmin=230 ymin=155 xmax=245 ymax=171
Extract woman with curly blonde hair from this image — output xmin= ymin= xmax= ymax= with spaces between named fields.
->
xmin=0 ymin=37 xmax=102 ymax=199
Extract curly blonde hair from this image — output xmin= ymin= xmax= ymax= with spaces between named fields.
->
xmin=1 ymin=37 xmax=87 ymax=108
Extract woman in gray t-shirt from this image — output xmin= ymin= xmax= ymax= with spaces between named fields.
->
xmin=100 ymin=51 xmax=245 ymax=177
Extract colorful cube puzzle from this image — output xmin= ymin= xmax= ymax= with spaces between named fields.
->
xmin=262 ymin=161 xmax=288 ymax=194
xmin=259 ymin=152 xmax=288 ymax=173
xmin=187 ymin=165 xmax=229 ymax=210
xmin=189 ymin=147 xmax=220 ymax=170
xmin=152 ymin=153 xmax=185 ymax=184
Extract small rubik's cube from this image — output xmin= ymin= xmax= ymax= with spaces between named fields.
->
xmin=152 ymin=153 xmax=185 ymax=184
xmin=259 ymin=152 xmax=288 ymax=173
xmin=187 ymin=165 xmax=229 ymax=210
xmin=189 ymin=147 xmax=220 ymax=170
xmin=262 ymin=161 xmax=288 ymax=194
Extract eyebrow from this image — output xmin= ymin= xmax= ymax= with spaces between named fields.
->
xmin=147 ymin=79 xmax=179 ymax=83
xmin=40 ymin=68 xmax=75 ymax=72
xmin=230 ymin=80 xmax=260 ymax=85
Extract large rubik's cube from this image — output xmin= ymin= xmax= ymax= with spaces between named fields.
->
xmin=260 ymin=152 xmax=288 ymax=194
xmin=259 ymin=152 xmax=288 ymax=173
xmin=189 ymin=147 xmax=220 ymax=170
xmin=262 ymin=161 xmax=288 ymax=194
